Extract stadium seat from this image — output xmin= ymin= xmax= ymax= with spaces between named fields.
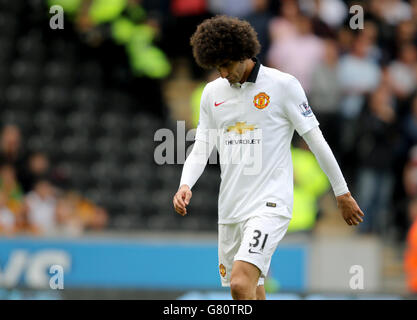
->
xmin=1 ymin=110 xmax=32 ymax=134
xmin=130 ymin=113 xmax=164 ymax=137
xmin=0 ymin=0 xmax=23 ymax=14
xmin=0 ymin=12 xmax=17 ymax=37
xmin=78 ymin=61 xmax=103 ymax=85
xmin=110 ymin=212 xmax=146 ymax=230
xmin=66 ymin=111 xmax=95 ymax=132
xmin=72 ymin=85 xmax=101 ymax=110
xmin=44 ymin=61 xmax=75 ymax=87
xmin=16 ymin=32 xmax=45 ymax=61
xmin=11 ymin=60 xmax=42 ymax=85
xmin=40 ymin=85 xmax=70 ymax=111
xmin=67 ymin=164 xmax=94 ymax=190
xmin=127 ymin=136 xmax=156 ymax=162
xmin=122 ymin=162 xmax=152 ymax=189
xmin=5 ymin=84 xmax=38 ymax=111
xmin=99 ymin=112 xmax=129 ymax=136
xmin=0 ymin=36 xmax=13 ymax=65
xmin=146 ymin=213 xmax=180 ymax=231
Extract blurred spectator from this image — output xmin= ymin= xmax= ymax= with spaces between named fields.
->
xmin=336 ymin=26 xmax=354 ymax=55
xmin=244 ymin=0 xmax=274 ymax=64
xmin=295 ymin=0 xmax=339 ymax=38
xmin=398 ymin=147 xmax=417 ymax=240
xmin=289 ymin=137 xmax=330 ymax=233
xmin=268 ymin=14 xmax=325 ymax=93
xmin=112 ymin=0 xmax=171 ymax=79
xmin=362 ymin=20 xmax=383 ymax=63
xmin=337 ymin=34 xmax=381 ymax=154
xmin=0 ymin=163 xmax=25 ymax=229
xmin=56 ymin=194 xmax=84 ymax=236
xmin=57 ymin=191 xmax=108 ymax=231
xmin=390 ymin=19 xmax=417 ymax=61
xmin=164 ymin=0 xmax=211 ymax=62
xmin=380 ymin=0 xmax=412 ymax=26
xmin=51 ymin=0 xmax=171 ymax=79
xmin=366 ymin=0 xmax=396 ymax=61
xmin=403 ymin=146 xmax=417 ymax=199
xmin=388 ymin=43 xmax=417 ymax=102
xmin=298 ymin=0 xmax=347 ymax=29
xmin=19 ymin=151 xmax=68 ymax=193
xmin=0 ymin=125 xmax=22 ymax=162
xmin=309 ymin=39 xmax=341 ymax=156
xmin=0 ymin=191 xmax=16 ymax=235
xmin=162 ymin=0 xmax=210 ymax=78
xmin=20 ymin=152 xmax=50 ymax=193
xmin=338 ymin=34 xmax=382 ymax=119
xmin=268 ymin=0 xmax=299 ymax=45
xmin=354 ymin=86 xmax=398 ymax=235
xmin=397 ymin=19 xmax=417 ymax=44
xmin=412 ymin=0 xmax=417 ymax=21
xmin=208 ymin=0 xmax=253 ymax=18
xmin=401 ymin=96 xmax=417 ymax=155
xmin=190 ymin=70 xmax=219 ymax=129
xmin=0 ymin=125 xmax=28 ymax=183
xmin=25 ymin=178 xmax=57 ymax=235
xmin=405 ymin=197 xmax=417 ymax=294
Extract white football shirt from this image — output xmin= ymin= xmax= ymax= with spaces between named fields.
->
xmin=195 ymin=59 xmax=319 ymax=224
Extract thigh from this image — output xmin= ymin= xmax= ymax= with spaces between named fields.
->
xmin=234 ymin=213 xmax=291 ymax=279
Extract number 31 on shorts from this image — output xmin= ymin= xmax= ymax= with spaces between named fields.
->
xmin=249 ymin=230 xmax=268 ymax=253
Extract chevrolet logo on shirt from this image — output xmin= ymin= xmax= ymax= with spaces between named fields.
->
xmin=226 ymin=122 xmax=257 ymax=135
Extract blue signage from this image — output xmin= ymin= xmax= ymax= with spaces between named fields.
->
xmin=0 ymin=237 xmax=306 ymax=291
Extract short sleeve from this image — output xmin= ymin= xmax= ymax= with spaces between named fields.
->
xmin=283 ymin=76 xmax=319 ymax=136
xmin=195 ymin=84 xmax=215 ymax=144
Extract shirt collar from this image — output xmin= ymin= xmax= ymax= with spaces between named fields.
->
xmin=229 ymin=57 xmax=261 ymax=88
xmin=246 ymin=57 xmax=261 ymax=83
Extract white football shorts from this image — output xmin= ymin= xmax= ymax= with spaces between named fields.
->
xmin=218 ymin=210 xmax=291 ymax=287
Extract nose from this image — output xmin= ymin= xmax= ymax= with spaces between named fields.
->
xmin=219 ymin=68 xmax=228 ymax=79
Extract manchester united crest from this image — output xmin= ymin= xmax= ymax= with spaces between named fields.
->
xmin=219 ymin=264 xmax=226 ymax=277
xmin=253 ymin=92 xmax=270 ymax=109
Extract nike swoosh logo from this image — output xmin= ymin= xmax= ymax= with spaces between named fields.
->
xmin=214 ymin=101 xmax=226 ymax=107
xmin=248 ymin=248 xmax=261 ymax=254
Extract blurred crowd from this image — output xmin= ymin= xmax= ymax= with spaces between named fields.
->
xmin=253 ymin=0 xmax=417 ymax=243
xmin=45 ymin=0 xmax=417 ymax=241
xmin=0 ymin=124 xmax=108 ymax=236
xmin=158 ymin=0 xmax=417 ymax=242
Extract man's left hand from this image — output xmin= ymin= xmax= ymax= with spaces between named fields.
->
xmin=336 ymin=192 xmax=365 ymax=226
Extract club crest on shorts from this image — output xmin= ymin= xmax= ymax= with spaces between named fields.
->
xmin=219 ymin=264 xmax=226 ymax=277
xmin=298 ymin=101 xmax=313 ymax=117
xmin=253 ymin=92 xmax=270 ymax=109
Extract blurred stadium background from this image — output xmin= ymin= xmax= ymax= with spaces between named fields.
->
xmin=1 ymin=0 xmax=417 ymax=300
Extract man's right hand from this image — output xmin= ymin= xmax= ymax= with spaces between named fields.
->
xmin=173 ymin=184 xmax=192 ymax=216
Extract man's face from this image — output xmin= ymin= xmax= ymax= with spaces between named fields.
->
xmin=216 ymin=60 xmax=246 ymax=84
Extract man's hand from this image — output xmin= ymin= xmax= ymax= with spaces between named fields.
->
xmin=336 ymin=192 xmax=365 ymax=226
xmin=173 ymin=184 xmax=192 ymax=216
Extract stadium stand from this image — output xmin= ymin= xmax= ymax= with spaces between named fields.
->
xmin=0 ymin=0 xmax=220 ymax=233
